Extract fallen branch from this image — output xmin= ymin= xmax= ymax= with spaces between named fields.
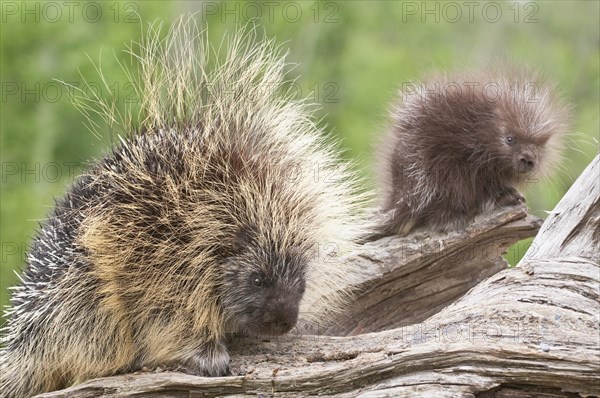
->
xmin=38 ymin=156 xmax=599 ymax=397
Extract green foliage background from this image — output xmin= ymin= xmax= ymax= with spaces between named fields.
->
xmin=1 ymin=1 xmax=598 ymax=320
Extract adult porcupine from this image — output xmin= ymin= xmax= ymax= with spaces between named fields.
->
xmin=0 ymin=18 xmax=368 ymax=397
xmin=376 ymin=68 xmax=570 ymax=235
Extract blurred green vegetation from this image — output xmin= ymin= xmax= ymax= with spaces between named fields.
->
xmin=1 ymin=1 xmax=598 ymax=319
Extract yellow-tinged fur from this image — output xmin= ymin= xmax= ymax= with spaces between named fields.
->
xmin=1 ymin=15 xmax=369 ymax=398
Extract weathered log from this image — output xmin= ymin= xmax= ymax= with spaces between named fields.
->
xmin=320 ymin=206 xmax=542 ymax=335
xmin=37 ymin=155 xmax=599 ymax=398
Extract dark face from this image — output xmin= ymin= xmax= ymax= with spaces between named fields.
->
xmin=488 ymin=104 xmax=557 ymax=183
xmin=498 ymin=129 xmax=547 ymax=182
xmin=220 ymin=244 xmax=307 ymax=336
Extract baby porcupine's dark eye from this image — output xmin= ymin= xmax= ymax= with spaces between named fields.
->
xmin=251 ymin=273 xmax=263 ymax=287
xmin=506 ymin=136 xmax=515 ymax=145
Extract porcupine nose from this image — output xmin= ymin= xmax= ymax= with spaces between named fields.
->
xmin=271 ymin=305 xmax=299 ymax=335
xmin=519 ymin=153 xmax=535 ymax=172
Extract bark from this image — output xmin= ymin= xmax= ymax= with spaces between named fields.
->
xmin=37 ymin=156 xmax=600 ymax=398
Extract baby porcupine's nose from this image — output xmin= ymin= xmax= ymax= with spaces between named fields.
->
xmin=519 ymin=152 xmax=535 ymax=173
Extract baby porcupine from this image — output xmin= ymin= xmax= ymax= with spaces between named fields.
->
xmin=376 ymin=68 xmax=570 ymax=235
xmin=0 ymin=18 xmax=368 ymax=397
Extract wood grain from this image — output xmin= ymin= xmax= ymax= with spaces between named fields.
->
xmin=36 ymin=156 xmax=600 ymax=398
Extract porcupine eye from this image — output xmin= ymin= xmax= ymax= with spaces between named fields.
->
xmin=506 ymin=136 xmax=515 ymax=145
xmin=251 ymin=273 xmax=263 ymax=287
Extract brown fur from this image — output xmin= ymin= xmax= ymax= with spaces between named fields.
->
xmin=376 ymin=67 xmax=570 ymax=235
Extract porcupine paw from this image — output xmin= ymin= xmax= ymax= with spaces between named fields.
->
xmin=178 ymin=343 xmax=231 ymax=377
xmin=495 ymin=188 xmax=526 ymax=207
